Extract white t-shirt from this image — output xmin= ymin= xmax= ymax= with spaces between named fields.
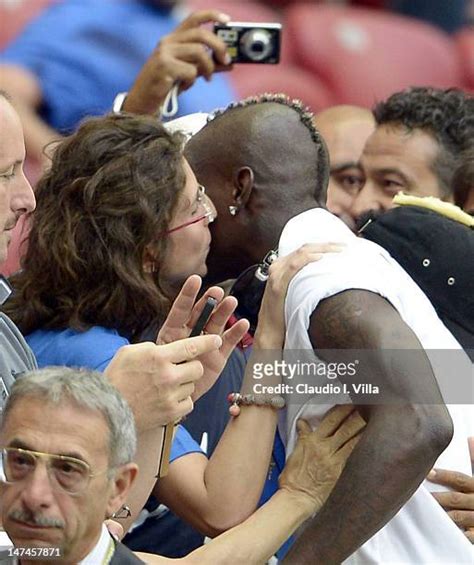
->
xmin=278 ymin=209 xmax=473 ymax=564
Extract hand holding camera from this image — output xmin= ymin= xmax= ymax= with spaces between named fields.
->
xmin=123 ymin=9 xmax=233 ymax=116
xmin=123 ymin=13 xmax=282 ymax=118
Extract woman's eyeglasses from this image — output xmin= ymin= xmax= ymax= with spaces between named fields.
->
xmin=165 ymin=185 xmax=216 ymax=235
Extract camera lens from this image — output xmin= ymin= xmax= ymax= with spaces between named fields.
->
xmin=240 ymin=29 xmax=273 ymax=62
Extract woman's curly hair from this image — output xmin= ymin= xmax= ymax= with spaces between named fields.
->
xmin=4 ymin=113 xmax=186 ymax=340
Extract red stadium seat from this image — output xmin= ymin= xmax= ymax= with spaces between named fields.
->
xmin=259 ymin=0 xmax=304 ymax=8
xmin=263 ymin=1 xmax=410 ymax=10
xmin=0 ymin=0 xmax=57 ymax=49
xmin=261 ymin=0 xmax=386 ymax=7
xmin=229 ymin=64 xmax=334 ymax=111
xmin=285 ymin=5 xmax=463 ymax=107
xmin=187 ymin=0 xmax=279 ymax=22
xmin=455 ymin=27 xmax=474 ymax=90
xmin=351 ymin=0 xmax=386 ymax=8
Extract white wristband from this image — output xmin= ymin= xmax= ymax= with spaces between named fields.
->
xmin=112 ymin=87 xmax=179 ymax=119
xmin=161 ymin=84 xmax=179 ymax=119
xmin=112 ymin=92 xmax=128 ymax=114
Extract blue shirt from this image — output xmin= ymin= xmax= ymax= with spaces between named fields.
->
xmin=26 ymin=325 xmax=203 ymax=462
xmin=1 ymin=0 xmax=235 ymax=133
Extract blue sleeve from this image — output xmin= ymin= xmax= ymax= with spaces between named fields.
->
xmin=170 ymin=424 xmax=205 ymax=463
xmin=1 ymin=0 xmax=120 ymax=131
xmin=0 ymin=0 xmax=235 ymax=132
xmin=2 ymin=1 xmax=94 ymax=68
xmin=68 ymin=329 xmax=129 ymax=372
xmin=0 ymin=1 xmax=177 ymax=132
xmin=26 ymin=327 xmax=129 ymax=373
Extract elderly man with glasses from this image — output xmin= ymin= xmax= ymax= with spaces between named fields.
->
xmin=0 ymin=367 xmax=141 ymax=564
xmin=0 ymin=367 xmax=364 ymax=564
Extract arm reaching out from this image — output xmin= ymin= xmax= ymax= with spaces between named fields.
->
xmin=105 ymin=332 xmax=223 ymax=430
xmin=155 ymin=244 xmax=343 ymax=535
xmin=123 ymin=10 xmax=232 ymax=116
xmin=104 ymin=332 xmax=222 ymax=532
xmin=137 ymin=406 xmax=366 ymax=564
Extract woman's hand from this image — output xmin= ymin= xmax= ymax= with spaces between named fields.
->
xmin=254 ymin=243 xmax=344 ymax=348
xmin=278 ymin=406 xmax=366 ymax=516
xmin=157 ymin=275 xmax=249 ymax=401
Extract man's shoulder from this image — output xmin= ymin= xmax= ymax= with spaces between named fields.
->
xmin=0 ymin=313 xmax=37 ymax=373
xmin=284 ymin=238 xmax=391 ymax=311
xmin=0 ymin=313 xmax=37 ymax=414
xmin=0 ymin=312 xmax=26 ymax=344
xmin=280 ymin=209 xmax=386 ymax=289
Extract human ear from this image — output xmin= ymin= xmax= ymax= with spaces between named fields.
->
xmin=231 ymin=166 xmax=255 ymax=211
xmin=106 ymin=463 xmax=139 ymax=519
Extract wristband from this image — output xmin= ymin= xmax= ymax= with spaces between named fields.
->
xmin=112 ymin=91 xmax=128 ymax=114
xmin=228 ymin=392 xmax=285 ymax=416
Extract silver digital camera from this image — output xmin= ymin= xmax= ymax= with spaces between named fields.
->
xmin=214 ymin=22 xmax=282 ymax=64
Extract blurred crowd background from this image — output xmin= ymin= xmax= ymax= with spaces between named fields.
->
xmin=0 ymin=0 xmax=473 ymax=278
xmin=1 ymin=0 xmax=473 ymax=113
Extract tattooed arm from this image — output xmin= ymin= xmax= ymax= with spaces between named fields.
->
xmin=284 ymin=290 xmax=453 ymax=564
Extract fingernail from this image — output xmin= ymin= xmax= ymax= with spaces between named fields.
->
xmin=224 ymin=53 xmax=232 ymax=65
xmin=219 ymin=13 xmax=231 ymax=22
xmin=213 ymin=335 xmax=222 ymax=347
xmin=427 ymin=469 xmax=436 ymax=480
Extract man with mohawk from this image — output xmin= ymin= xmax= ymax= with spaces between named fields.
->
xmin=183 ymin=93 xmax=473 ymax=564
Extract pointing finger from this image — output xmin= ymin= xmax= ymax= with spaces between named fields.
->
xmin=162 ymin=334 xmax=222 ymax=363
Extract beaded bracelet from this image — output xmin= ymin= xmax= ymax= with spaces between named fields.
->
xmin=227 ymin=392 xmax=286 ymax=417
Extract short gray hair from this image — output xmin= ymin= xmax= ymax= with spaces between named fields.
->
xmin=2 ymin=367 xmax=137 ymax=468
